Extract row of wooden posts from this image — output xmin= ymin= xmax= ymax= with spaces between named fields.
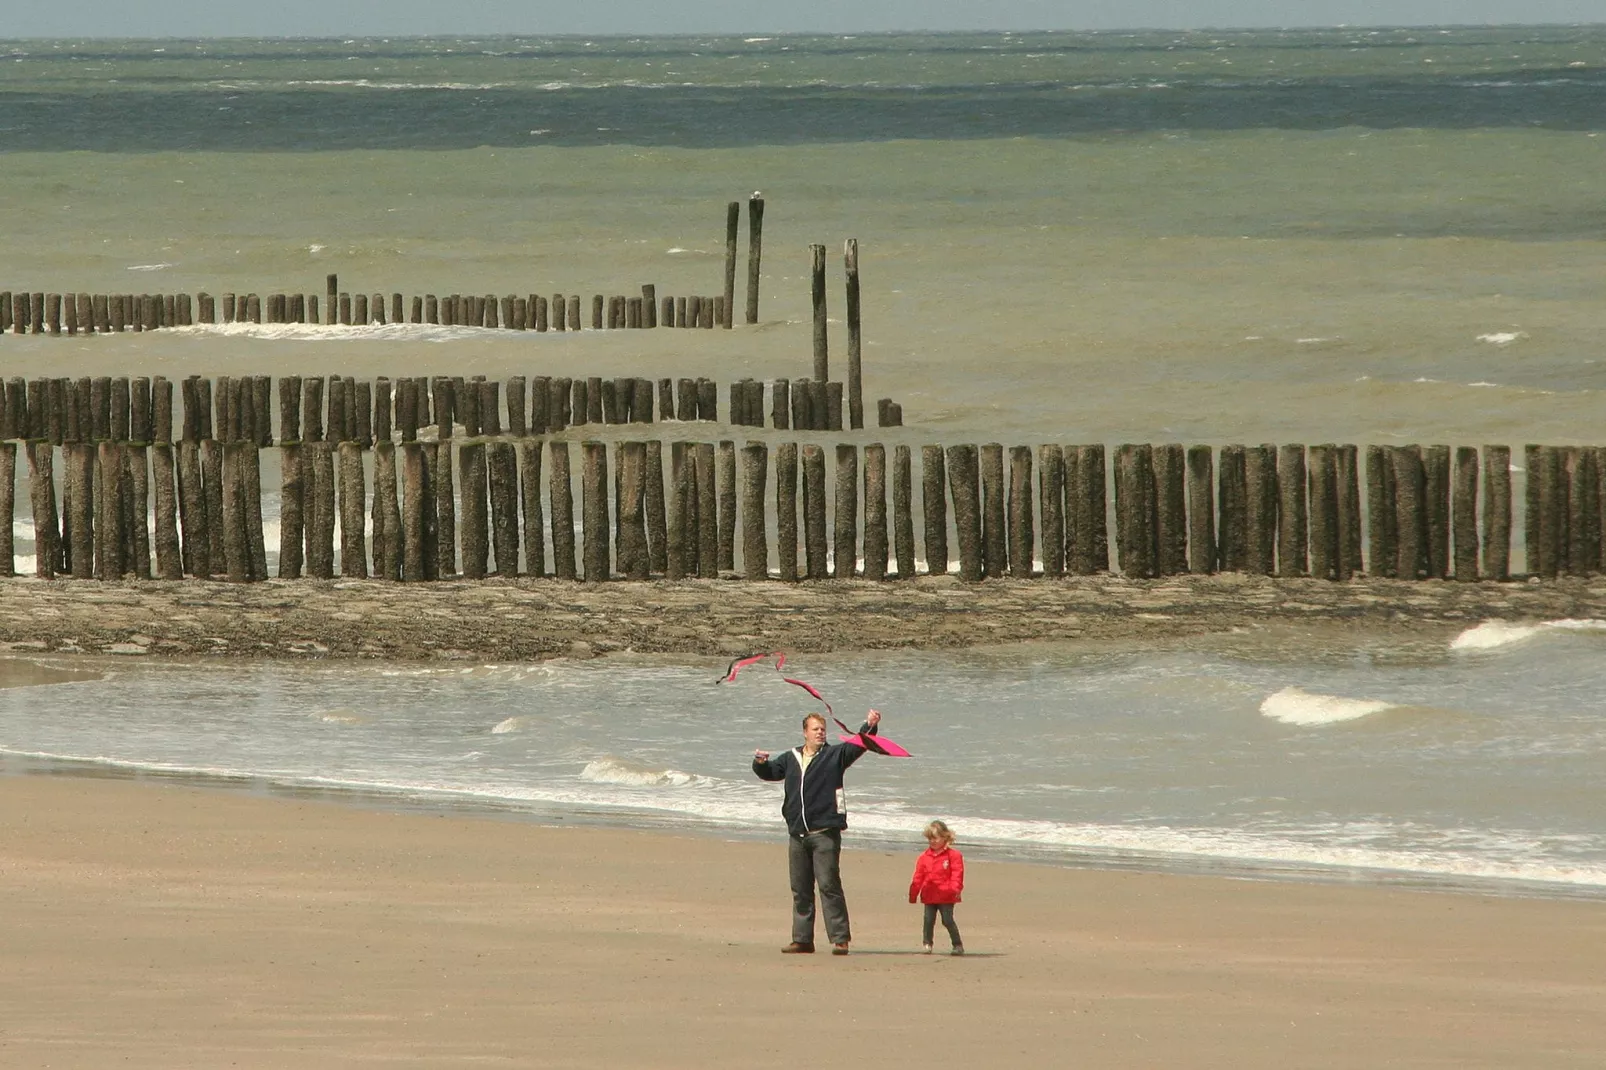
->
xmin=0 ymin=372 xmax=903 ymax=449
xmin=0 ymin=284 xmax=729 ymax=334
xmin=3 ymin=438 xmax=1596 ymax=583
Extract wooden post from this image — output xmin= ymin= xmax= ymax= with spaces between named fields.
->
xmin=1336 ymin=445 xmax=1361 ymax=580
xmin=1482 ymin=445 xmax=1511 ymax=580
xmin=368 ymin=442 xmax=400 ymax=580
xmin=506 ymin=377 xmax=526 ymax=438
xmin=1244 ymin=445 xmax=1277 ymax=576
xmin=632 ymin=378 xmax=654 ymax=425
xmin=353 ymin=379 xmax=372 ymax=448
xmin=697 ymin=378 xmax=718 ymax=424
xmin=1453 ymin=446 xmax=1480 ymax=581
xmin=372 ymin=377 xmax=393 ymax=444
xmin=642 ymin=284 xmax=657 ymax=329
xmin=177 ymin=441 xmax=208 ymax=577
xmin=768 ymin=441 xmax=795 ymax=582
xmin=338 ymin=442 xmax=367 ymax=578
xmin=242 ymin=444 xmax=267 ymax=580
xmin=514 ymin=439 xmax=543 ymax=579
xmin=723 ymin=200 xmax=739 ymax=329
xmin=457 ymin=442 xmax=488 ymax=580
xmin=922 ymin=445 xmax=948 ymax=575
xmin=298 ymin=442 xmax=331 ymax=578
xmin=844 ymin=238 xmax=865 ymax=430
xmin=1036 ymin=445 xmax=1065 ymax=578
xmin=1307 ymin=444 xmax=1338 ymax=581
xmin=0 ymin=443 xmax=13 ymax=576
xmin=202 ymin=440 xmax=226 ymax=576
xmin=426 ymin=440 xmax=453 ymax=578
xmin=93 ymin=442 xmax=123 ymax=579
xmin=737 ymin=441 xmax=769 ymax=580
xmin=862 ymin=443 xmax=887 ymax=581
xmin=1186 ymin=445 xmax=1215 ymax=575
xmin=945 ymin=445 xmax=983 ymax=582
xmin=1566 ymin=448 xmax=1598 ymax=577
xmin=1392 ymin=445 xmax=1426 ymax=581
xmin=549 ymin=441 xmax=575 ymax=580
xmin=823 ymin=382 xmax=842 ymax=433
xmin=125 ymin=445 xmax=152 ymax=579
xmin=716 ymin=440 xmax=738 ymax=572
xmin=892 ymin=445 xmax=915 ymax=580
xmin=1006 ymin=445 xmax=1033 ymax=577
xmin=980 ymin=443 xmax=1006 ymax=578
xmin=591 ymin=294 xmax=604 ymax=330
xmin=150 ymin=443 xmax=182 ymax=579
xmin=801 ymin=444 xmax=828 ymax=579
xmin=1115 ymin=444 xmax=1156 ymax=579
xmin=611 ymin=441 xmax=645 ymax=580
xmin=400 ymin=442 xmax=432 ymax=581
xmin=580 ymin=441 xmax=610 ymax=581
xmin=694 ymin=441 xmax=718 ymax=578
xmin=487 ymin=441 xmax=518 ymax=577
xmin=744 ymin=194 xmax=766 ymax=324
xmin=1065 ymin=445 xmax=1105 ymax=575
xmin=1276 ymin=444 xmax=1307 ymax=577
xmin=639 ymin=436 xmax=664 ymax=571
xmin=666 ymin=445 xmax=689 ymax=580
xmin=64 ymin=444 xmax=94 ymax=578
xmin=28 ymin=443 xmax=60 ymax=578
xmin=1365 ymin=445 xmax=1394 ymax=577
xmin=218 ymin=444 xmax=248 ymax=582
xmin=810 ymin=243 xmax=829 ymax=382
xmin=1424 ymin=444 xmax=1451 ymax=579
xmin=480 ymin=379 xmax=501 ymax=437
xmin=277 ymin=443 xmax=304 ymax=579
xmin=1154 ymin=443 xmax=1187 ymax=576
xmin=302 ymin=377 xmax=324 ymax=444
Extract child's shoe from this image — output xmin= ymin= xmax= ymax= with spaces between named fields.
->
xmin=921 ymin=943 xmax=933 ymax=954
xmin=950 ymin=945 xmax=965 ymax=956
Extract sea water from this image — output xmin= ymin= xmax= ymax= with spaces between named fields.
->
xmin=3 ymin=618 xmax=1605 ymax=898
xmin=2 ymin=29 xmax=1604 ymax=896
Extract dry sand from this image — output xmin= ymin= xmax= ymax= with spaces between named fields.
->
xmin=2 ymin=572 xmax=1605 ymax=661
xmin=1 ymin=774 xmax=1602 ymax=1069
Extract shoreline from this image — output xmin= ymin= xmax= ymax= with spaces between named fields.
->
xmin=3 ymin=773 xmax=1603 ymax=1068
xmin=5 ymin=754 xmax=1603 ymax=905
xmin=2 ymin=572 xmax=1604 ymax=661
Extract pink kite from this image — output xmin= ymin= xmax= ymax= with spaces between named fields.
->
xmin=719 ymin=652 xmax=912 ymax=757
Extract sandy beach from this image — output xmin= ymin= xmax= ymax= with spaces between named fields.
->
xmin=1 ymin=774 xmax=1601 ymax=1068
xmin=2 ymin=572 xmax=1605 ymax=661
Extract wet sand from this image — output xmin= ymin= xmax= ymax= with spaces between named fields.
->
xmin=2 ymin=774 xmax=1602 ymax=1069
xmin=1 ymin=573 xmax=1604 ymax=661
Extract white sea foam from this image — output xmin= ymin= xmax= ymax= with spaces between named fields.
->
xmin=1451 ymin=618 xmax=1606 ymax=652
xmin=580 ymin=756 xmax=695 ymax=788
xmin=126 ymin=262 xmax=173 ymax=272
xmin=1478 ymin=331 xmax=1526 ymax=345
xmin=166 ymin=322 xmax=516 ymax=344
xmin=1260 ymin=686 xmax=1393 ymax=726
xmin=491 ymin=715 xmax=536 ymax=734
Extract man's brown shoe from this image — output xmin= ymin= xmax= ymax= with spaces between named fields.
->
xmin=781 ymin=942 xmax=815 ymax=954
xmin=831 ymin=943 xmax=850 ymax=956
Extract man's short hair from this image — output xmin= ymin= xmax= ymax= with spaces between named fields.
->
xmin=801 ymin=712 xmax=827 ymax=729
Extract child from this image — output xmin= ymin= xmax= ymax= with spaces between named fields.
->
xmin=908 ymin=819 xmax=965 ymax=955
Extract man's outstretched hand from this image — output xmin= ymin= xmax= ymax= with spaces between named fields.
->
xmin=866 ymin=709 xmax=882 ymax=728
xmin=753 ymin=750 xmax=770 ymax=762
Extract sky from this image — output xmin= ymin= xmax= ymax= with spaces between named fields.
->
xmin=7 ymin=0 xmax=1606 ymax=38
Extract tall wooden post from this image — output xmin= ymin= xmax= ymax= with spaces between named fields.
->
xmin=845 ymin=239 xmax=863 ymax=430
xmin=1482 ymin=445 xmax=1511 ymax=580
xmin=1006 ymin=445 xmax=1033 ymax=578
xmin=746 ymin=195 xmax=765 ymax=324
xmin=921 ymin=445 xmax=947 ymax=576
xmin=862 ymin=443 xmax=887 ymax=581
xmin=517 ymin=440 xmax=544 ymax=579
xmin=723 ymin=200 xmax=739 ymax=329
xmin=980 ymin=443 xmax=1006 ymax=578
xmin=550 ymin=441 xmax=576 ymax=580
xmin=776 ymin=442 xmax=799 ymax=581
xmin=892 ymin=444 xmax=915 ymax=580
xmin=810 ymin=243 xmax=829 ymax=383
xmin=946 ymin=445 xmax=982 ymax=582
xmin=1453 ymin=446 xmax=1480 ymax=581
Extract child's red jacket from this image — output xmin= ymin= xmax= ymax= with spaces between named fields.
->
xmin=908 ymin=845 xmax=964 ymax=905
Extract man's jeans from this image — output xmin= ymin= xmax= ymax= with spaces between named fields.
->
xmin=789 ymin=829 xmax=850 ymax=946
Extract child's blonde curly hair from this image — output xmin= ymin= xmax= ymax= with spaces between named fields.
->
xmin=923 ymin=819 xmax=955 ymax=847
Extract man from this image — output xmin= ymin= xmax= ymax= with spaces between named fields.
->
xmin=752 ymin=708 xmax=882 ymax=956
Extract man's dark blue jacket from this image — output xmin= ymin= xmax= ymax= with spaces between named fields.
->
xmin=752 ymin=721 xmax=877 ymax=837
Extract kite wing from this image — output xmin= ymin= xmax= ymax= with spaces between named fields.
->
xmin=722 ymin=651 xmax=910 ymax=756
